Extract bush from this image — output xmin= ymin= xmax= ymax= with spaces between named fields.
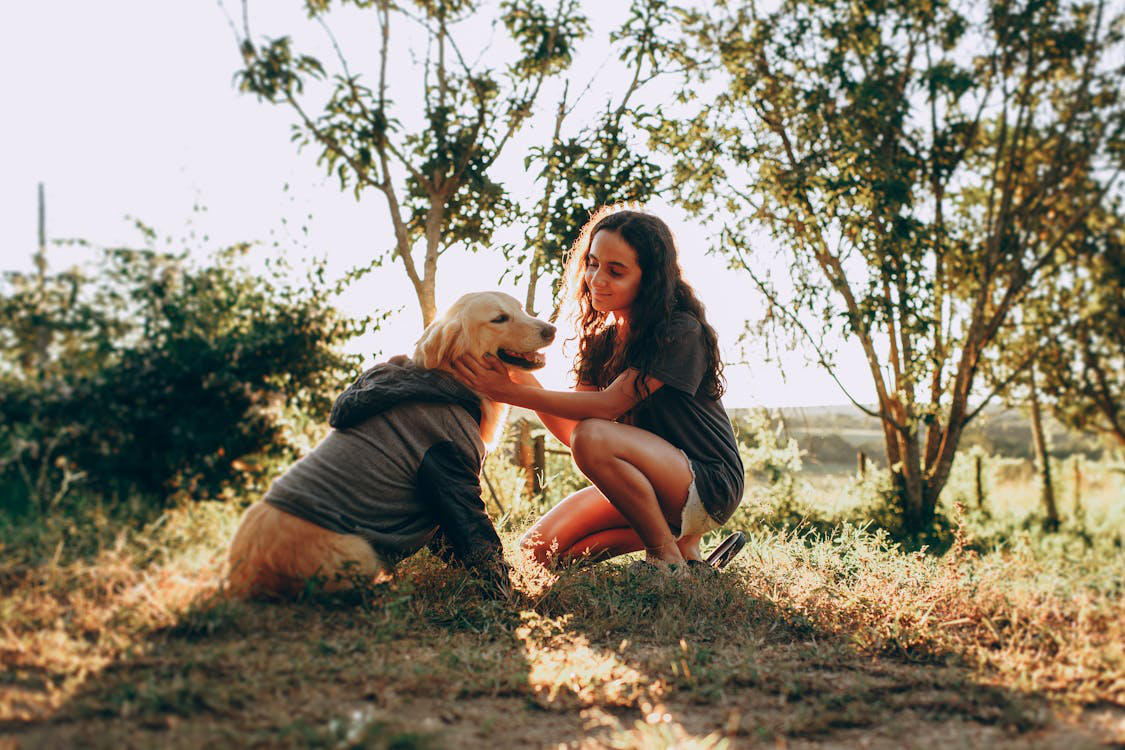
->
xmin=0 ymin=230 xmax=370 ymax=516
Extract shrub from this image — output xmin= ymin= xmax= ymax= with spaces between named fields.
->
xmin=0 ymin=231 xmax=370 ymax=516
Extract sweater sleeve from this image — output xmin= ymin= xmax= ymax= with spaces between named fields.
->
xmin=415 ymin=440 xmax=509 ymax=588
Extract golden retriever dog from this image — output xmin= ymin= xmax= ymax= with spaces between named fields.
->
xmin=225 ymin=292 xmax=554 ymax=599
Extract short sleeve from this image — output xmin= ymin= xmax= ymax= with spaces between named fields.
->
xmin=647 ymin=313 xmax=706 ymax=394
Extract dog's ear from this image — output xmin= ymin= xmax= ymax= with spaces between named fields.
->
xmin=414 ymin=315 xmax=465 ymax=369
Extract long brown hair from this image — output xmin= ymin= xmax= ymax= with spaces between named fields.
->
xmin=556 ymin=206 xmax=725 ymax=399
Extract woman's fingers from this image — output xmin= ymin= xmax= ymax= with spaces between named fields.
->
xmin=452 ymin=354 xmax=493 ymax=385
xmin=452 ymin=354 xmax=514 ymax=398
xmin=482 ymin=353 xmax=511 ymax=377
xmin=455 ymin=354 xmax=482 ymax=375
xmin=450 ymin=356 xmax=477 ymax=384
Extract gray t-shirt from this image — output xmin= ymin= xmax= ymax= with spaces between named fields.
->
xmin=621 ymin=312 xmax=744 ymax=524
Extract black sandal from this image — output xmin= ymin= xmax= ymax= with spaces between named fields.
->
xmin=704 ymin=532 xmax=747 ymax=570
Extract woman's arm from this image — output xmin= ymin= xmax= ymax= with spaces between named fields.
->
xmin=502 ymin=368 xmax=590 ymax=447
xmin=452 ymin=354 xmax=663 ymax=443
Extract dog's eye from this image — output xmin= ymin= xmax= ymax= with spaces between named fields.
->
xmin=491 ymin=314 xmax=509 ymax=324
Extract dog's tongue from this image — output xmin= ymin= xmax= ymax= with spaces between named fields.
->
xmin=498 ymin=348 xmax=546 ymax=368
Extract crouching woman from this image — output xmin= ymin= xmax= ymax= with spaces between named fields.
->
xmin=454 ymin=207 xmax=744 ymax=572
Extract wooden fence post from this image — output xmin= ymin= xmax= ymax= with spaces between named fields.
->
xmin=532 ymin=433 xmax=546 ymax=496
xmin=975 ymin=454 xmax=985 ymax=510
xmin=1072 ymin=455 xmax=1083 ymax=520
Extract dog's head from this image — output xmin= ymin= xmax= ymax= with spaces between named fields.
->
xmin=413 ymin=292 xmax=556 ymax=373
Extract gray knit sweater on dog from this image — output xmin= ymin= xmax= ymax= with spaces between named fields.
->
xmin=263 ymin=357 xmax=501 ymax=571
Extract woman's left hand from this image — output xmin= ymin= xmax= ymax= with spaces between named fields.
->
xmin=452 ymin=353 xmax=518 ymax=401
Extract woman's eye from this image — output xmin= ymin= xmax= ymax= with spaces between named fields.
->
xmin=492 ymin=314 xmax=509 ymax=324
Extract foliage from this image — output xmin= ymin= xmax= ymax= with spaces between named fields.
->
xmin=233 ymin=0 xmax=589 ymax=324
xmin=729 ymin=409 xmax=808 ymax=528
xmin=0 ymin=233 xmax=367 ymax=515
xmin=514 ymin=0 xmax=694 ymax=312
xmin=1020 ymin=209 xmax=1125 ymax=448
xmin=663 ymin=0 xmax=1125 ymax=532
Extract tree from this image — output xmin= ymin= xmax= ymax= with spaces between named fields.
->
xmin=515 ymin=0 xmax=693 ymax=315
xmin=1024 ymin=207 xmax=1125 ymax=450
xmin=981 ymin=202 xmax=1124 ymax=523
xmin=505 ymin=0 xmax=691 ymax=497
xmin=668 ymin=0 xmax=1125 ymax=531
xmin=231 ymin=0 xmax=588 ymax=326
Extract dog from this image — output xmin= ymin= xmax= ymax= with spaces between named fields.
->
xmin=225 ymin=292 xmax=555 ymax=598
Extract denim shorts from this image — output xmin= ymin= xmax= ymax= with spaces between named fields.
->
xmin=676 ymin=449 xmax=721 ymax=538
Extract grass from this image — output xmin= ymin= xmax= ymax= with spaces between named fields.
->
xmin=1 ymin=458 xmax=1123 ymax=748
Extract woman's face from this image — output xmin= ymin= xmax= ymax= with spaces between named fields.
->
xmin=584 ymin=229 xmax=642 ymax=317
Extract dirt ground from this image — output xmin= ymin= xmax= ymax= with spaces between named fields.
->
xmin=4 ymin=577 xmax=1123 ymax=750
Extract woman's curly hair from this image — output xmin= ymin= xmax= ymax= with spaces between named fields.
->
xmin=556 ymin=206 xmax=725 ymax=399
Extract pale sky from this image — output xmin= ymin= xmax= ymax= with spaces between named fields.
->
xmin=0 ymin=1 xmax=876 ymax=408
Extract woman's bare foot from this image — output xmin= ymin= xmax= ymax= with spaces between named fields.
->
xmin=676 ymin=534 xmax=704 ymax=563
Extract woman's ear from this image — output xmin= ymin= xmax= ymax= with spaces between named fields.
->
xmin=414 ymin=316 xmax=465 ymax=369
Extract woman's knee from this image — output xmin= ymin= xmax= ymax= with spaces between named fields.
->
xmin=570 ymin=418 xmax=615 ymax=470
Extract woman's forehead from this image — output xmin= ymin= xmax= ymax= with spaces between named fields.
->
xmin=589 ymin=230 xmax=637 ymax=265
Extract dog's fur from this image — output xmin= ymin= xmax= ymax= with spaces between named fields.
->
xmin=413 ymin=291 xmax=554 ymax=448
xmin=225 ymin=292 xmax=553 ymax=598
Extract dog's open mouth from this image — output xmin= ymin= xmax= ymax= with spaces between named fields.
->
xmin=497 ymin=348 xmax=547 ymax=370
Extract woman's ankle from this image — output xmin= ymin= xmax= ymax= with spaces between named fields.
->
xmin=676 ymin=537 xmax=703 ymax=562
xmin=644 ymin=539 xmax=684 ymax=564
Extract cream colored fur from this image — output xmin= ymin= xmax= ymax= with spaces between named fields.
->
xmin=413 ymin=291 xmax=554 ymax=449
xmin=226 ymin=292 xmax=552 ymax=599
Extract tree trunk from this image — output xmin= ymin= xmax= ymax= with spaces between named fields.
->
xmin=1071 ymin=455 xmax=1083 ymax=519
xmin=419 ymin=201 xmax=447 ymax=327
xmin=1029 ymin=364 xmax=1059 ymax=530
xmin=879 ymin=399 xmax=935 ymax=533
xmin=525 ymin=87 xmax=569 ymax=316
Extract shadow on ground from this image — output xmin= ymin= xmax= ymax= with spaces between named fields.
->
xmin=3 ymin=554 xmax=1121 ymax=749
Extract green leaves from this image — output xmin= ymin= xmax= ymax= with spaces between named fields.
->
xmin=234 ymin=1 xmax=591 ymax=323
xmin=0 ymin=235 xmax=369 ymax=513
xmin=502 ymin=0 xmax=590 ymax=77
xmin=236 ymin=37 xmax=325 ymax=103
xmin=664 ymin=0 xmax=1125 ymax=526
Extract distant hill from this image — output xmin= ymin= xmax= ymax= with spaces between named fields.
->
xmin=731 ymin=404 xmax=1107 ymax=470
xmin=511 ymin=404 xmax=1108 ymax=472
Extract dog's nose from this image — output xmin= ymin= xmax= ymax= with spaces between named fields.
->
xmin=541 ymin=324 xmax=556 ymax=341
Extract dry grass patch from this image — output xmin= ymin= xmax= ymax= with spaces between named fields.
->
xmin=2 ymin=494 xmax=1123 ymax=748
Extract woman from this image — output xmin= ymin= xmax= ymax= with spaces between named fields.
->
xmin=453 ymin=207 xmax=744 ymax=571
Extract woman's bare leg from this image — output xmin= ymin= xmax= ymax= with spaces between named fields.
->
xmin=569 ymin=418 xmax=694 ymax=564
xmin=521 ymin=493 xmax=701 ymax=568
xmin=520 ymin=486 xmax=636 ymax=567
xmin=536 ymin=419 xmax=695 ymax=566
xmin=562 ymin=527 xmax=645 ymax=564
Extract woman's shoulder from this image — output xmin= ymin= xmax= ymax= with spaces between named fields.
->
xmin=667 ymin=311 xmax=702 ymax=335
